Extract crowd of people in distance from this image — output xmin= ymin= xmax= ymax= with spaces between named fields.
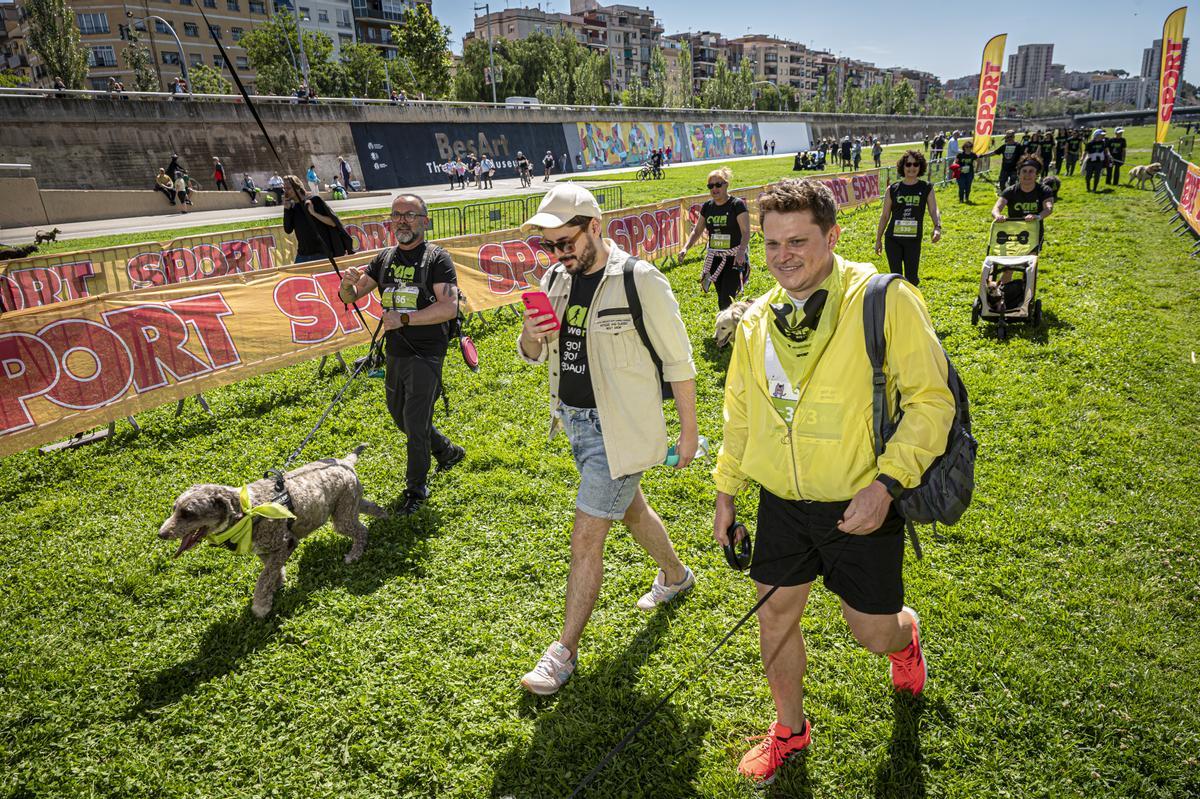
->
xmin=151 ymin=153 xmax=361 ymax=210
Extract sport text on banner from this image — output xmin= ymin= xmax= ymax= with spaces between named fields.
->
xmin=973 ymin=34 xmax=1007 ymax=157
xmin=1157 ymin=7 xmax=1188 ymax=144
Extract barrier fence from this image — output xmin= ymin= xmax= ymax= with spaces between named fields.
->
xmin=1152 ymin=141 xmax=1200 ymax=256
xmin=0 ymin=170 xmax=887 ymax=456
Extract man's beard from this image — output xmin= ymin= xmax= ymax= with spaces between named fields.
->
xmin=394 ymin=228 xmax=418 ymax=244
xmin=562 ymin=238 xmax=598 ymax=275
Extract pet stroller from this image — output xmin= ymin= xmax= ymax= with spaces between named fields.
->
xmin=971 ymin=219 xmax=1043 ymax=339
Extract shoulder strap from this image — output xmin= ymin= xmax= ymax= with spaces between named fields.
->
xmin=864 ymin=272 xmax=901 ymax=457
xmin=622 ymin=256 xmax=663 ymax=376
xmin=546 ymin=265 xmax=562 ymax=294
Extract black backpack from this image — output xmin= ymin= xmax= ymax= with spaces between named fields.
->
xmin=864 ymin=273 xmax=977 ymax=557
xmin=546 ymin=256 xmax=672 ymax=400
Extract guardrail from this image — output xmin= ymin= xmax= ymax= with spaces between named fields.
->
xmin=435 ymin=186 xmax=624 ymax=238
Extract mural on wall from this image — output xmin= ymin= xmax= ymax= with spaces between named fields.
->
xmin=686 ymin=122 xmax=762 ymax=160
xmin=573 ymin=121 xmax=686 ymax=169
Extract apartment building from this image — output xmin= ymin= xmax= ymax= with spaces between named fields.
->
xmin=353 ymin=0 xmax=426 ymax=59
xmin=4 ymin=0 xmax=269 ymax=91
xmin=664 ymin=30 xmax=738 ymax=94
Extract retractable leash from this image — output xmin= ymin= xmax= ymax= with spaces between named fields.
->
xmin=198 ymin=16 xmax=384 ymax=469
xmin=564 ymin=520 xmax=851 ymax=799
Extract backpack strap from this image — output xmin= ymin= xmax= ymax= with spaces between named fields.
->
xmin=864 ymin=272 xmax=900 ymax=457
xmin=622 ymin=256 xmax=673 ymax=400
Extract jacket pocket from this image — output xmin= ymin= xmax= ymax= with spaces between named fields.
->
xmin=592 ymin=314 xmax=640 ymax=368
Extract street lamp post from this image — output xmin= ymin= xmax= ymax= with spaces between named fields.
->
xmin=473 ymin=3 xmax=498 ymax=104
xmin=754 ymin=80 xmax=784 ymax=111
xmin=293 ymin=6 xmax=310 ymax=84
xmin=127 ymin=13 xmax=190 ymax=96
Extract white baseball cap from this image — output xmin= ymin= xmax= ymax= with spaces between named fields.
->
xmin=522 ymin=184 xmax=603 ymax=231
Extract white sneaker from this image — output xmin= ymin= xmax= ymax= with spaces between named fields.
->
xmin=521 ymin=642 xmax=576 ymax=695
xmin=636 ymin=567 xmax=695 ymax=610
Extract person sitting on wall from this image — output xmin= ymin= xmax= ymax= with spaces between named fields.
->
xmin=155 ymin=168 xmax=177 ymax=205
xmin=242 ymin=173 xmax=259 ymax=205
xmin=268 ymin=173 xmax=285 ymax=204
xmin=173 ymin=171 xmax=191 ymax=212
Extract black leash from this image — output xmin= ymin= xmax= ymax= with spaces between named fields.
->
xmin=564 ymin=521 xmax=850 ymax=799
xmin=194 ymin=21 xmax=389 ymax=470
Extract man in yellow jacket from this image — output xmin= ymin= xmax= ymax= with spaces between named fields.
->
xmin=712 ymin=178 xmax=954 ymax=785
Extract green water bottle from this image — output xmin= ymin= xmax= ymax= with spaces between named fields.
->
xmin=664 ymin=435 xmax=709 ymax=467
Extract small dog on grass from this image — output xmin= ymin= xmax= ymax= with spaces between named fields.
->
xmin=1127 ymin=163 xmax=1162 ymax=189
xmin=34 ymin=227 xmax=61 ymax=244
xmin=714 ymin=300 xmax=753 ymax=348
xmin=158 ymin=444 xmax=387 ymax=618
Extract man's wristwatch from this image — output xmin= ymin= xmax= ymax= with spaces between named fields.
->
xmin=876 ymin=473 xmax=905 ymax=500
xmin=398 ymin=312 xmax=411 ymax=327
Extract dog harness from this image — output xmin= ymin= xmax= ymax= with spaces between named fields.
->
xmin=207 ymin=483 xmax=296 ymax=555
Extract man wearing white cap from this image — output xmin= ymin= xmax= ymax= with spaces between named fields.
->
xmin=516 ymin=184 xmax=699 ymax=695
xmin=1106 ymin=127 xmax=1127 ymax=186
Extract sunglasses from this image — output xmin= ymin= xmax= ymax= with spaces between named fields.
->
xmin=708 ymin=181 xmax=726 ymax=189
xmin=390 ymin=211 xmax=426 ymax=221
xmin=903 ymin=161 xmax=920 ymax=168
xmin=538 ymin=225 xmax=589 ymax=254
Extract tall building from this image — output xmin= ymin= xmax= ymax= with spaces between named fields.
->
xmin=279 ymin=0 xmax=356 ymax=57
xmin=664 ymin=30 xmax=737 ymax=94
xmin=353 ymin=0 xmax=427 ymax=59
xmin=468 ymin=5 xmax=581 ymax=44
xmin=1091 ymin=75 xmax=1152 ymax=108
xmin=1142 ymin=36 xmax=1189 ymax=83
xmin=730 ymin=34 xmax=820 ymax=100
xmin=1005 ymin=43 xmax=1054 ymax=102
xmin=569 ymin=1 xmax=663 ymax=91
xmin=0 ymin=0 xmax=31 ymax=85
xmin=6 ymin=0 xmax=270 ymax=91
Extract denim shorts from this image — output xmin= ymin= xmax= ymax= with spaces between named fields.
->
xmin=559 ymin=403 xmax=642 ymax=520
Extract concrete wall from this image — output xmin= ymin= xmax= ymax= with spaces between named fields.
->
xmin=0 ymin=96 xmax=1024 ymax=192
xmin=0 ymin=178 xmax=48 ymax=228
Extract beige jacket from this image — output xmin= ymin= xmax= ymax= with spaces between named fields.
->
xmin=518 ymin=241 xmax=696 ymax=478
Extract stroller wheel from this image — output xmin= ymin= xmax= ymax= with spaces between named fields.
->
xmin=971 ymin=298 xmax=981 ymax=326
xmin=1032 ymin=299 xmax=1043 ymax=327
xmin=997 ymin=322 xmax=1008 ymax=340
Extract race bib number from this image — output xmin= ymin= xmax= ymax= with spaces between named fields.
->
xmin=893 ymin=219 xmax=919 ymax=238
xmin=710 ymin=233 xmax=732 ymax=249
xmin=383 ymin=285 xmax=419 ymax=311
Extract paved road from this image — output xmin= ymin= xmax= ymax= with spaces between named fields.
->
xmin=2 ymin=146 xmax=919 ymax=246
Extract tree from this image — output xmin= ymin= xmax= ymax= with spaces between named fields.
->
xmin=647 ymin=46 xmax=667 ymax=108
xmin=700 ymin=56 xmax=753 ymax=110
xmin=339 ymin=42 xmax=387 ymax=98
xmin=892 ymin=79 xmax=917 ymax=115
xmin=241 ymin=13 xmax=308 ymax=96
xmin=573 ymin=50 xmax=608 ymax=105
xmin=0 ymin=69 xmax=24 ymax=88
xmin=25 ymin=0 xmax=88 ymax=89
xmin=121 ymin=30 xmax=157 ymax=92
xmin=189 ymin=63 xmax=232 ymax=95
xmin=390 ymin=4 xmax=451 ymax=99
xmin=667 ymin=42 xmax=693 ymax=108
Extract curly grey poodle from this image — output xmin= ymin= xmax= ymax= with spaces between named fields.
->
xmin=158 ymin=444 xmax=387 ymax=617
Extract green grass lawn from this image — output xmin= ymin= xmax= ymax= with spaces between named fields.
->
xmin=2 ymin=125 xmax=1198 ymax=798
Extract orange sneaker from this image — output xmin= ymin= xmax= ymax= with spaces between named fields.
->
xmin=737 ymin=719 xmax=811 ymax=785
xmin=888 ymin=606 xmax=927 ymax=695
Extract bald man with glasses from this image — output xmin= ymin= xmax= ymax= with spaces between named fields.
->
xmin=339 ymin=194 xmax=466 ymax=515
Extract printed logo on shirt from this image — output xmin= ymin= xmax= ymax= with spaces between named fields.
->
xmin=565 ymin=304 xmax=589 ymax=329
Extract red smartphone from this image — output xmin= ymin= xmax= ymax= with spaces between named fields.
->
xmin=521 ymin=290 xmax=560 ymax=332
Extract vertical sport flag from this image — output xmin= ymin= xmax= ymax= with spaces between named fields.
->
xmin=1157 ymin=7 xmax=1188 ymax=143
xmin=972 ymin=34 xmax=1007 ymax=156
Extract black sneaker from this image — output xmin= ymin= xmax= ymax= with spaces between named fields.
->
xmin=436 ymin=445 xmax=466 ymax=473
xmin=398 ymin=489 xmax=427 ymax=516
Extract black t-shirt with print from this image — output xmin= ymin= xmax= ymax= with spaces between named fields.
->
xmin=701 ymin=196 xmax=748 ymax=250
xmin=1084 ymin=139 xmax=1109 ymax=161
xmin=1108 ymin=137 xmax=1127 ymax=163
xmin=365 ymin=242 xmax=458 ymax=358
xmin=1001 ymin=182 xmax=1050 ymax=220
xmin=956 ymin=151 xmax=978 ymax=176
xmin=886 ymin=180 xmax=932 ymax=239
xmin=557 ymin=268 xmax=603 ymax=408
xmin=993 ymin=141 xmax=1023 ymax=168
xmin=1038 ymin=139 xmax=1054 ymax=162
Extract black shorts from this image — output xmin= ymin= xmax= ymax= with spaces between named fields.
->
xmin=751 ymin=487 xmax=905 ymax=614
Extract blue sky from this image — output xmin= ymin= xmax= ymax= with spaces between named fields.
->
xmin=435 ymin=0 xmax=1197 ymax=84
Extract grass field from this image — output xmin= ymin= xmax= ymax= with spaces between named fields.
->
xmin=3 ymin=125 xmax=1198 ymax=798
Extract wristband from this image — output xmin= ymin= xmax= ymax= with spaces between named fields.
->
xmin=876 ymin=473 xmax=905 ymax=500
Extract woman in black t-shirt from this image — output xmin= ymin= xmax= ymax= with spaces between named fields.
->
xmin=875 ymin=149 xmax=941 ymax=286
xmin=681 ymin=167 xmax=751 ymax=309
xmin=281 ymin=174 xmax=345 ymax=263
xmin=955 ymin=143 xmax=979 ymax=203
xmin=1082 ymin=129 xmax=1109 ymax=193
xmin=992 ymin=156 xmax=1053 ymax=251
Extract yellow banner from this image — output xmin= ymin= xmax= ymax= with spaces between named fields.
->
xmin=0 ymin=178 xmax=887 ymax=456
xmin=1177 ymin=162 xmax=1200 ymax=233
xmin=0 ymin=215 xmax=399 ymax=313
xmin=1157 ymin=7 xmax=1188 ymax=143
xmin=973 ymin=34 xmax=1007 ymax=156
